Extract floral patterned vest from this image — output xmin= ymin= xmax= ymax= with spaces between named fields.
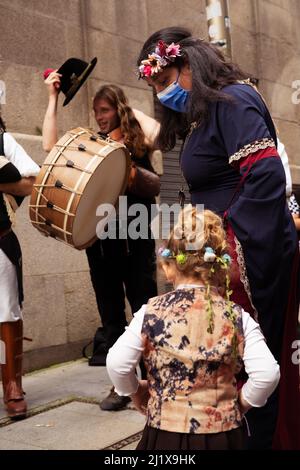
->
xmin=142 ymin=286 xmax=245 ymax=434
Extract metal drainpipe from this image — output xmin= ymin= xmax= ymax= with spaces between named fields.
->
xmin=79 ymin=0 xmax=93 ymax=126
xmin=205 ymin=0 xmax=232 ymax=60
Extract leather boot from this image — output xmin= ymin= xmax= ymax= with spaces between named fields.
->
xmin=1 ymin=320 xmax=27 ymax=419
xmin=99 ymin=386 xmax=131 ymax=411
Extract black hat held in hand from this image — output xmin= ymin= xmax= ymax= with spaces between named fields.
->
xmin=44 ymin=57 xmax=97 ymax=106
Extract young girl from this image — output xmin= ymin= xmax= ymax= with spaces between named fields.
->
xmin=106 ymin=207 xmax=280 ymax=450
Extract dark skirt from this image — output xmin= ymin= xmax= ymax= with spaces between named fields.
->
xmin=136 ymin=425 xmax=245 ymax=450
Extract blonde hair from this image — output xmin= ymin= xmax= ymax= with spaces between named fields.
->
xmin=161 ymin=207 xmax=228 ymax=289
xmin=161 ymin=207 xmax=239 ymax=353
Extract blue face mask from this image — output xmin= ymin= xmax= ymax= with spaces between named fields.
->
xmin=157 ymin=77 xmax=189 ymax=113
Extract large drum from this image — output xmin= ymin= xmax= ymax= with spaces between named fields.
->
xmin=29 ymin=127 xmax=131 ymax=249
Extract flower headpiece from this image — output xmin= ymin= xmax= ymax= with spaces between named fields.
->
xmin=158 ymin=244 xmax=238 ymax=356
xmin=139 ymin=40 xmax=181 ymax=78
xmin=158 ymin=245 xmax=231 ymax=267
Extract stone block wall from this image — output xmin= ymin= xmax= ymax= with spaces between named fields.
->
xmin=0 ymin=0 xmax=299 ymax=371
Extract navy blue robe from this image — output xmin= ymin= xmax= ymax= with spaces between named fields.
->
xmin=180 ymin=83 xmax=300 ymax=449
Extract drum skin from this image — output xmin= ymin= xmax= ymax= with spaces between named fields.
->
xmin=29 ymin=128 xmax=130 ymax=249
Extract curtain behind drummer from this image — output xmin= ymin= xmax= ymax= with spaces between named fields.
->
xmin=43 ymin=74 xmax=158 ymax=411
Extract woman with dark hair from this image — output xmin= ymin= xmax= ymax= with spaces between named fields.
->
xmin=43 ymin=78 xmax=159 ymax=411
xmin=137 ymin=27 xmax=300 ymax=450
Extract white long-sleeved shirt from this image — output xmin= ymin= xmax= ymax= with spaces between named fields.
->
xmin=3 ymin=132 xmax=40 ymax=177
xmin=107 ymin=285 xmax=280 ymax=409
xmin=277 ymin=138 xmax=292 ymax=198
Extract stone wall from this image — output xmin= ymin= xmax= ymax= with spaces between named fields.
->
xmin=0 ymin=0 xmax=299 ymax=371
xmin=229 ymin=0 xmax=300 ymax=182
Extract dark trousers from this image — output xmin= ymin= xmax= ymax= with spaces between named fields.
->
xmin=86 ymin=236 xmax=157 ymax=376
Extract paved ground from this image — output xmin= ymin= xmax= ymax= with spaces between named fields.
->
xmin=0 ymin=359 xmax=145 ymax=450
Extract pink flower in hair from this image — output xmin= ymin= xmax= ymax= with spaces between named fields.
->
xmin=138 ymin=41 xmax=181 ymax=78
xmin=166 ymin=43 xmax=181 ymax=59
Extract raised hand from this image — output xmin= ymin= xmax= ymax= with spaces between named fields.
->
xmin=44 ymin=70 xmax=62 ymax=98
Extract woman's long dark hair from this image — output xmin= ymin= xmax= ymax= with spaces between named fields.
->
xmin=137 ymin=27 xmax=251 ymax=151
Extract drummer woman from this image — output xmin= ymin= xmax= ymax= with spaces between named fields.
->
xmin=137 ymin=27 xmax=300 ymax=450
xmin=42 ymin=75 xmax=158 ymax=412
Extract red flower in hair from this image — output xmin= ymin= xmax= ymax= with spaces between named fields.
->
xmin=142 ymin=65 xmax=153 ymax=77
xmin=155 ymin=40 xmax=167 ymax=57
